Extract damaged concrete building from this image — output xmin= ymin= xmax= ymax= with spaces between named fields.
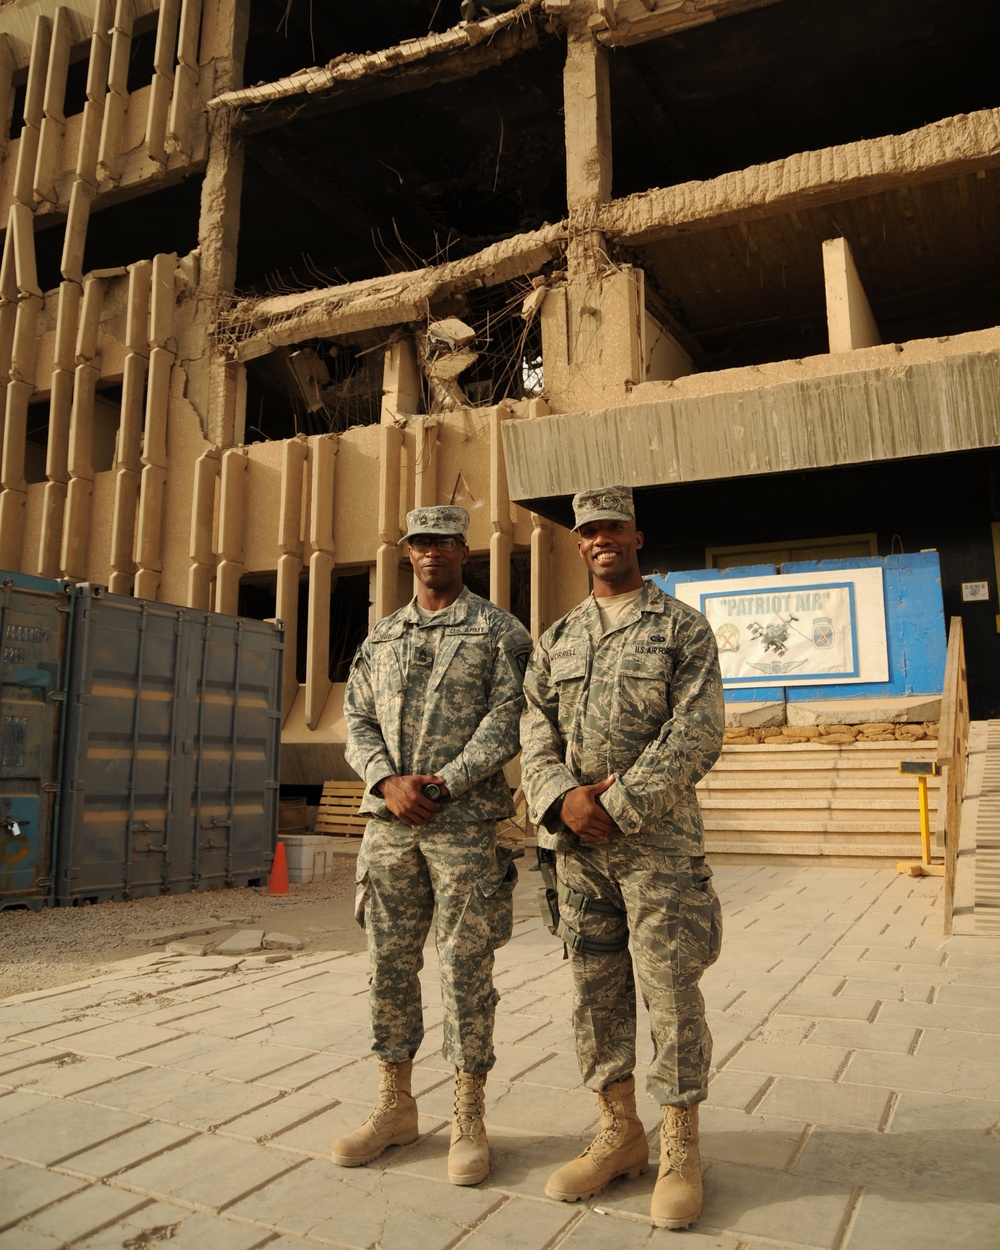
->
xmin=1 ymin=0 xmax=998 ymax=788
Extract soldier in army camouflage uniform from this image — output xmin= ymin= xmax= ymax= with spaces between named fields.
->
xmin=519 ymin=485 xmax=724 ymax=1229
xmin=333 ymin=504 xmax=533 ymax=1187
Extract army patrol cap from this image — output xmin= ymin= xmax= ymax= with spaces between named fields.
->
xmin=400 ymin=504 xmax=470 ymax=546
xmin=571 ymin=485 xmax=635 ymax=532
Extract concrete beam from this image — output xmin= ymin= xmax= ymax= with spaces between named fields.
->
xmin=587 ymin=0 xmax=784 ymax=48
xmin=598 ymin=108 xmax=1000 ymax=245
xmin=500 ymin=341 xmax=1000 ymax=501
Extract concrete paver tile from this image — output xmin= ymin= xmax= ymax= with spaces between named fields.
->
xmin=700 ymin=1106 xmax=805 ymax=1170
xmin=72 ymin=1199 xmax=278 ymax=1249
xmin=422 ymin=1077 xmax=600 ymax=1136
xmin=724 ymin=1040 xmax=847 ymax=1080
xmin=836 ymin=978 xmax=934 ymax=1002
xmin=127 ymin=1034 xmax=310 ymax=1083
xmin=516 ymin=1051 xmax=588 ymax=1091
xmin=227 ymin=1155 xmax=498 ymax=1247
xmin=910 ymin=1132 xmax=1000 ymax=1202
xmin=692 ymin=1160 xmax=853 ymax=1247
xmin=155 ymin=1003 xmax=294 ymax=1038
xmin=0 ymin=1091 xmax=149 ymax=1166
xmin=0 ymin=1159 xmax=86 ymax=1228
xmin=860 ymin=947 xmax=946 ymax=967
xmin=253 ymin=1050 xmax=358 ymax=1092
xmin=512 ymin=1020 xmax=577 ymax=1052
xmin=933 ymin=982 xmax=1000 ymax=1008
xmin=493 ymin=1013 xmax=558 ymax=1046
xmin=791 ymin=1125 xmax=919 ymax=1189
xmin=889 ymin=1089 xmax=1000 ymax=1134
xmin=559 ymin=1220 xmax=739 ymax=1250
xmin=81 ymin=1065 xmax=280 ymax=1129
xmin=756 ymin=1077 xmax=891 ymax=1129
xmin=485 ymin=1043 xmax=556 ymax=1084
xmin=844 ymin=1189 xmax=1000 ymax=1250
xmin=704 ymin=1070 xmax=770 ymax=1113
xmin=248 ymin=1015 xmax=357 ymax=1052
xmin=112 ymin=1132 xmax=304 ymax=1211
xmin=52 ymin=1021 xmax=190 ymax=1060
xmin=1 ymin=1180 xmax=149 ymax=1243
xmin=0 ymin=1046 xmax=68 ymax=1079
xmin=305 ymin=1056 xmax=449 ymax=1102
xmin=0 ymin=1053 xmax=147 ymax=1097
xmin=843 ymin=1049 xmax=1000 ymax=1100
xmin=452 ymin=1196 xmax=580 ymax=1248
xmin=875 ymin=995 xmax=1000 ymax=1035
xmin=777 ymin=994 xmax=880 ymax=1022
xmin=806 ymin=1019 xmax=918 ymax=1053
xmin=741 ymin=1018 xmax=813 ymax=1045
xmin=270 ymin=1098 xmax=447 ymax=1158
xmin=56 ymin=1121 xmax=196 ymax=1181
xmin=215 ymin=1090 xmax=333 ymax=1144
xmin=913 ymin=1027 xmax=1000 ymax=1064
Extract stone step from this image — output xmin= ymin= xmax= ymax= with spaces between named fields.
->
xmin=701 ymin=795 xmax=938 ymax=812
xmin=701 ymin=775 xmax=938 ymax=791
xmin=705 ymin=838 xmax=920 ymax=860
xmin=704 ymin=815 xmax=928 ymax=834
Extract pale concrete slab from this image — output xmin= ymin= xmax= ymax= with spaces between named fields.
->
xmin=845 ymin=1190 xmax=1000 ymax=1250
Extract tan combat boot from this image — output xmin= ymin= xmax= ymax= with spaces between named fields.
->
xmin=650 ymin=1103 xmax=702 ymax=1229
xmin=544 ymin=1074 xmax=649 ymax=1202
xmin=448 ymin=1070 xmax=490 ymax=1185
xmin=331 ymin=1059 xmax=419 ymax=1166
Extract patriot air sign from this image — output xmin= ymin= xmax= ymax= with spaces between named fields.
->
xmin=675 ymin=568 xmax=889 ymax=687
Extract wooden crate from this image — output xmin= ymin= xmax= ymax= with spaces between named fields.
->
xmin=315 ymin=781 xmax=367 ymax=837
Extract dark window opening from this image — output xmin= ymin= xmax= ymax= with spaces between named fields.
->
xmin=21 ymin=382 xmax=123 ymax=483
xmin=29 ymin=176 xmax=202 ymax=293
xmin=257 ymin=570 xmax=367 ymax=685
xmin=236 ymin=38 xmax=565 ymax=294
xmin=611 ymin=0 xmax=1000 ymax=199
xmin=8 ymin=23 xmax=157 ymax=143
xmin=244 ymin=338 xmax=386 ymax=442
xmin=424 ymin=280 xmax=546 ymax=411
xmin=461 ymin=551 xmax=530 ymax=633
xmin=243 ymin=1 xmax=479 ymax=94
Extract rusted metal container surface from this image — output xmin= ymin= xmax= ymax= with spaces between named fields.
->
xmin=55 ymin=586 xmax=283 ymax=904
xmin=0 ymin=572 xmax=73 ymax=909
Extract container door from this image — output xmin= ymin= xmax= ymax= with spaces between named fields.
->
xmin=57 ymin=589 xmax=184 ymax=903
xmin=0 ymin=573 xmax=71 ymax=909
xmin=185 ymin=613 xmax=283 ymax=890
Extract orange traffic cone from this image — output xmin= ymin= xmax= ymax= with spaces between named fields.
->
xmin=269 ymin=840 xmax=290 ymax=895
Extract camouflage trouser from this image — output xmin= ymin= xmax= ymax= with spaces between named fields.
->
xmin=556 ymin=839 xmax=722 ymax=1107
xmin=356 ymin=818 xmax=513 ymax=1074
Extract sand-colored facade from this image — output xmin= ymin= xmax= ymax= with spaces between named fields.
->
xmin=1 ymin=0 xmax=998 ymax=780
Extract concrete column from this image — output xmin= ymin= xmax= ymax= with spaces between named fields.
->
xmin=489 ymin=406 xmax=514 ymax=610
xmin=375 ymin=421 xmax=404 ymax=621
xmin=305 ymin=434 xmax=337 ymax=729
xmin=823 ymin=236 xmax=882 ymax=353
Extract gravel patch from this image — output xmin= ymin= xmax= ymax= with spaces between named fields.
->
xmin=0 ymin=857 xmax=362 ymax=1000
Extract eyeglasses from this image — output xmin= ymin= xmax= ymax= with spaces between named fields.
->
xmin=408 ymin=536 xmax=462 ymax=552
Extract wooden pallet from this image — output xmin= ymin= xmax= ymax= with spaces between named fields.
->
xmin=315 ymin=781 xmax=367 ymax=837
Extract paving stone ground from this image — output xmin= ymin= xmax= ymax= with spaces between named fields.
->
xmin=1 ymin=863 xmax=998 ymax=1250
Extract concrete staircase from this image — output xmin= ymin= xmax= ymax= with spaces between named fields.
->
xmin=697 ymin=740 xmax=940 ymax=865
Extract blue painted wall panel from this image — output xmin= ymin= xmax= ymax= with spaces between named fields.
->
xmin=652 ymin=552 xmax=946 ymax=703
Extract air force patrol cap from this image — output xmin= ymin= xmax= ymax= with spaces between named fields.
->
xmin=571 ymin=485 xmax=635 ymax=532
xmin=399 ymin=504 xmax=470 ymax=545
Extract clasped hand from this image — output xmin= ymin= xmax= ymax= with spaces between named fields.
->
xmin=559 ymin=775 xmax=617 ymax=844
xmin=378 ymin=774 xmax=450 ymax=827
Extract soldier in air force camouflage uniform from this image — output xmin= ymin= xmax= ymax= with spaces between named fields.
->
xmin=520 ymin=485 xmax=724 ymax=1229
xmin=333 ymin=504 xmax=533 ymax=1187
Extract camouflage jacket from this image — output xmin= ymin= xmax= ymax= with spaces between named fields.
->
xmin=520 ymin=580 xmax=724 ymax=852
xmin=345 ymin=586 xmax=533 ymax=828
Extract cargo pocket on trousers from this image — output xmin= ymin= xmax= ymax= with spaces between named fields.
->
xmin=479 ymin=848 xmax=518 ymax=950
xmin=682 ymin=872 xmax=723 ymax=971
xmin=354 ymin=867 xmax=370 ymax=931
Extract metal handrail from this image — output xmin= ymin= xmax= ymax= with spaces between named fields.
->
xmin=937 ymin=618 xmax=969 ymax=934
